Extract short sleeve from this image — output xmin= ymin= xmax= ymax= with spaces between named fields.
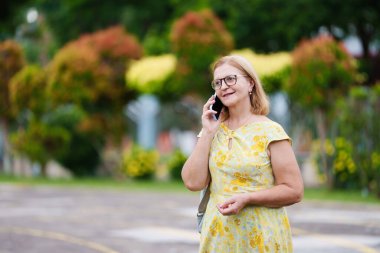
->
xmin=266 ymin=123 xmax=292 ymax=149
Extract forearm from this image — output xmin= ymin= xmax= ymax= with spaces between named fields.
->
xmin=181 ymin=130 xmax=214 ymax=191
xmin=245 ymin=183 xmax=303 ymax=208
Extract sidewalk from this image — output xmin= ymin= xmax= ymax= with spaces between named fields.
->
xmin=0 ymin=184 xmax=379 ymax=253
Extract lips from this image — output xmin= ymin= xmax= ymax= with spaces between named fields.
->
xmin=222 ymin=92 xmax=235 ymax=97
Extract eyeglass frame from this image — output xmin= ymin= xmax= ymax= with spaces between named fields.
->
xmin=211 ymin=74 xmax=248 ymax=90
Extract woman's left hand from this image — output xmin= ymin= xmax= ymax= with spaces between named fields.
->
xmin=217 ymin=193 xmax=250 ymax=216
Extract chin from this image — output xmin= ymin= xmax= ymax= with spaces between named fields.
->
xmin=221 ymin=97 xmax=237 ymax=107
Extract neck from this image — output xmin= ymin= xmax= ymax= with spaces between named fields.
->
xmin=226 ymin=102 xmax=253 ymax=130
xmin=227 ymin=98 xmax=252 ymax=123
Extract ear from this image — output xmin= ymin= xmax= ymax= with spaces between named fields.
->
xmin=249 ymin=80 xmax=255 ymax=91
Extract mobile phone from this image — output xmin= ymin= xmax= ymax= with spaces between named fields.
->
xmin=209 ymin=93 xmax=224 ymax=121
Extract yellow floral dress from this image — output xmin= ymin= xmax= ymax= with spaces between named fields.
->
xmin=199 ymin=120 xmax=293 ymax=253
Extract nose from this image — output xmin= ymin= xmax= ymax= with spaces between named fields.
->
xmin=220 ymin=79 xmax=229 ymax=89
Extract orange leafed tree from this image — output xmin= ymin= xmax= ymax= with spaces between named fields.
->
xmin=48 ymin=26 xmax=143 ymax=140
xmin=286 ymin=35 xmax=358 ymax=188
xmin=0 ymin=40 xmax=25 ymax=172
xmin=171 ymin=9 xmax=234 ymax=97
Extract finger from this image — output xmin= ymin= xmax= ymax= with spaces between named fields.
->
xmin=203 ymin=96 xmax=216 ymax=111
xmin=217 ymin=204 xmax=235 ymax=215
xmin=219 ymin=199 xmax=235 ymax=209
xmin=203 ymin=100 xmax=215 ymax=112
xmin=203 ymin=109 xmax=217 ymax=119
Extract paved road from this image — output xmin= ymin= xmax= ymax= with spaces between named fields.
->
xmin=0 ymin=184 xmax=380 ymax=253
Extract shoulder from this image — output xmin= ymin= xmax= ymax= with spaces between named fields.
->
xmin=263 ymin=121 xmax=291 ymax=146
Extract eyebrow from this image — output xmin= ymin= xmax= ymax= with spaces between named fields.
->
xmin=214 ymin=74 xmax=239 ymax=79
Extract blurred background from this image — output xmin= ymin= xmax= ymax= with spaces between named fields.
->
xmin=1 ymin=0 xmax=379 ymax=195
xmin=1 ymin=1 xmax=380 ymax=252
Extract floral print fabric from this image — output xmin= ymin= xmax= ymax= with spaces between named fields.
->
xmin=199 ymin=121 xmax=293 ymax=253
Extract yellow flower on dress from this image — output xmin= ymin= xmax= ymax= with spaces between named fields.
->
xmin=231 ymin=172 xmax=253 ymax=186
xmin=250 ymin=232 xmax=265 ymax=253
xmin=252 ymin=136 xmax=266 ymax=153
xmin=210 ymin=217 xmax=224 ymax=237
xmin=199 ymin=121 xmax=293 ymax=253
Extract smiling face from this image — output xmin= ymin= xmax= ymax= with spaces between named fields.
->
xmin=213 ymin=63 xmax=254 ymax=108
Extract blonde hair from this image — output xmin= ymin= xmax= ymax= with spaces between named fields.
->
xmin=212 ymin=55 xmax=270 ymax=116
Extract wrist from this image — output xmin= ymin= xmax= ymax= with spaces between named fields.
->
xmin=201 ymin=128 xmax=216 ymax=138
xmin=243 ymin=192 xmax=254 ymax=206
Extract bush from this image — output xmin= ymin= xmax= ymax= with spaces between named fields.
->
xmin=121 ymin=144 xmax=159 ymax=180
xmin=312 ymin=137 xmax=359 ymax=189
xmin=11 ymin=121 xmax=70 ymax=177
xmin=44 ymin=105 xmax=101 ymax=177
xmin=126 ymin=54 xmax=176 ymax=95
xmin=334 ymin=84 xmax=380 ymax=196
xmin=167 ymin=149 xmax=188 ymax=181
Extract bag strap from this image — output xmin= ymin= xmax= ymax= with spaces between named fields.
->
xmin=197 ymin=185 xmax=211 ymax=214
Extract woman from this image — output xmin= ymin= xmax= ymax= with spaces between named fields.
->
xmin=181 ymin=55 xmax=303 ymax=253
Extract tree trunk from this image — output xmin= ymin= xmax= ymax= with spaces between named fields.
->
xmin=315 ymin=108 xmax=333 ymax=189
xmin=356 ymin=23 xmax=372 ymax=59
xmin=0 ymin=118 xmax=12 ymax=174
xmin=40 ymin=162 xmax=47 ymax=178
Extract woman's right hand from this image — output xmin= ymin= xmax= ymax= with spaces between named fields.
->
xmin=201 ymin=95 xmax=222 ymax=136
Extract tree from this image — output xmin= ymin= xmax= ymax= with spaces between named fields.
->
xmin=9 ymin=65 xmax=47 ymax=119
xmin=334 ymin=85 xmax=380 ymax=196
xmin=285 ymin=35 xmax=358 ymax=188
xmin=34 ymin=0 xmax=211 ymax=55
xmin=170 ymin=9 xmax=234 ymax=98
xmin=44 ymin=26 xmax=142 ymax=175
xmin=11 ymin=121 xmax=70 ymax=177
xmin=0 ymin=40 xmax=25 ymax=172
xmin=210 ymin=0 xmax=380 ymax=83
xmin=48 ymin=26 xmax=142 ymax=141
xmin=34 ymin=0 xmax=127 ymax=46
xmin=43 ymin=105 xmax=100 ymax=177
xmin=0 ymin=0 xmax=31 ymax=40
xmin=209 ymin=0 xmax=325 ymax=52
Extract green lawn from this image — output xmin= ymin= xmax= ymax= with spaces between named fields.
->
xmin=304 ymin=187 xmax=380 ymax=204
xmin=0 ymin=174 xmax=187 ymax=192
xmin=1 ymin=174 xmax=379 ymax=204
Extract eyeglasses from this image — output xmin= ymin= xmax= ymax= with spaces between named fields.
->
xmin=211 ymin=75 xmax=247 ymax=90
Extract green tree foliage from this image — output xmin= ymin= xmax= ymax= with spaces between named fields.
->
xmin=209 ymin=0 xmax=325 ymax=52
xmin=11 ymin=121 xmax=70 ymax=177
xmin=43 ymin=105 xmax=100 ymax=177
xmin=34 ymin=0 xmax=210 ymax=54
xmin=34 ymin=0 xmax=127 ymax=46
xmin=170 ymin=9 xmax=234 ymax=97
xmin=9 ymin=65 xmax=47 ymax=118
xmin=287 ymin=35 xmax=357 ymax=110
xmin=167 ymin=149 xmax=187 ymax=181
xmin=8 ymin=61 xmax=100 ymax=177
xmin=319 ymin=0 xmax=380 ymax=60
xmin=210 ymin=0 xmax=380 ymax=54
xmin=47 ymin=26 xmax=142 ymax=140
xmin=210 ymin=0 xmax=380 ymax=83
xmin=0 ymin=0 xmax=31 ymax=39
xmin=334 ymin=85 xmax=380 ymax=196
xmin=286 ymin=35 xmax=358 ymax=188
